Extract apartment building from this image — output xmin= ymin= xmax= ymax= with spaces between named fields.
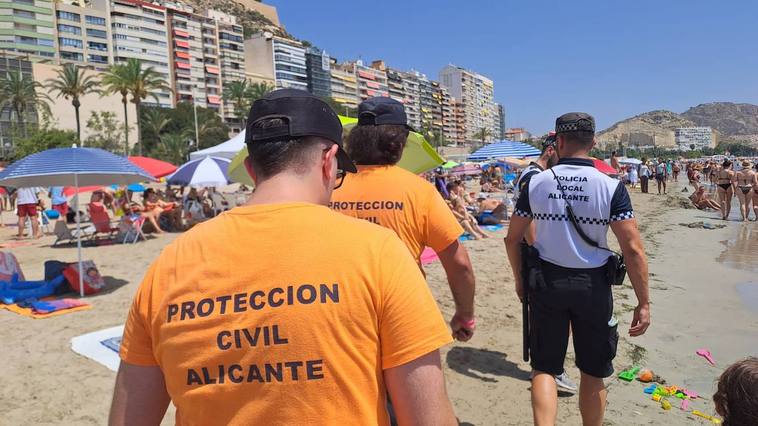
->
xmin=439 ymin=64 xmax=496 ymax=143
xmin=453 ymin=100 xmax=466 ymax=144
xmin=305 ymin=46 xmax=330 ymax=98
xmin=400 ymin=71 xmax=421 ymax=130
xmin=440 ymin=88 xmax=457 ymax=144
xmin=329 ymin=61 xmax=359 ymax=111
xmin=496 ymin=104 xmax=505 ymax=140
xmin=207 ymin=9 xmax=244 ymax=125
xmin=51 ymin=2 xmax=111 ymax=67
xmin=351 ymin=60 xmax=387 ymax=100
xmin=0 ymin=0 xmax=55 ymax=59
xmin=245 ymin=32 xmax=307 ymax=91
xmin=675 ymin=127 xmax=714 ymax=151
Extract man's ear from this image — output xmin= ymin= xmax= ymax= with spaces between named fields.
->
xmin=244 ymin=155 xmax=258 ymax=185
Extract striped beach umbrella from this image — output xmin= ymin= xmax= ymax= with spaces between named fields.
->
xmin=167 ymin=156 xmax=231 ymax=187
xmin=467 ymin=140 xmax=541 ymax=161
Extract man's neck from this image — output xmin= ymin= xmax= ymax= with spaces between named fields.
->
xmin=246 ymin=174 xmax=327 ymax=207
xmin=558 ymin=150 xmax=591 ymax=160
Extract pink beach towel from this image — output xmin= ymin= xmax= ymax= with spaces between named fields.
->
xmin=420 ymin=247 xmax=439 ymax=265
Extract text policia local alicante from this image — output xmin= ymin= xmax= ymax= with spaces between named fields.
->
xmin=166 ymin=283 xmax=340 ymax=387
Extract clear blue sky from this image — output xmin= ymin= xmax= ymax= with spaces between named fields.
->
xmin=274 ymin=0 xmax=758 ymax=135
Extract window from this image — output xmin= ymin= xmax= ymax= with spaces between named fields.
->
xmin=88 ymin=54 xmax=108 ymax=64
xmin=59 ymin=37 xmax=83 ymax=48
xmin=219 ymin=32 xmax=242 ymax=43
xmin=86 ymin=28 xmax=107 ymax=38
xmin=57 ymin=24 xmax=81 ymax=35
xmin=60 ymin=51 xmax=83 ymax=61
xmin=13 ymin=10 xmax=35 ymax=19
xmin=87 ymin=41 xmax=107 ymax=51
xmin=57 ymin=11 xmax=81 ymax=22
xmin=85 ymin=16 xmax=106 ymax=26
xmin=38 ymin=38 xmax=54 ymax=47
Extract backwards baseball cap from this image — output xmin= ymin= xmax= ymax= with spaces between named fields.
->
xmin=246 ymin=88 xmax=357 ymax=173
xmin=555 ymin=112 xmax=595 ymax=134
xmin=357 ymin=97 xmax=414 ymax=131
xmin=542 ymin=132 xmax=557 ymax=150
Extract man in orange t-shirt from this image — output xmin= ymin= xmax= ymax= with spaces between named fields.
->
xmin=109 ymin=89 xmax=457 ymax=426
xmin=331 ymin=97 xmax=476 ymax=342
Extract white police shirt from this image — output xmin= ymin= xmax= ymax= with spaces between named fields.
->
xmin=514 ymin=158 xmax=634 ymax=269
xmin=513 ymin=162 xmax=543 ymax=203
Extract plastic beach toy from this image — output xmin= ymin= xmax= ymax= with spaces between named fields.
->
xmin=692 ymin=410 xmax=722 ymax=424
xmin=643 ymin=384 xmax=657 ymax=394
xmin=696 ymin=348 xmax=716 ymax=366
xmin=618 ymin=366 xmax=640 ymax=381
xmin=660 ymin=399 xmax=672 ymax=410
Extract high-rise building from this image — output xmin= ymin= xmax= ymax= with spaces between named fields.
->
xmin=329 ymin=61 xmax=359 ymax=111
xmin=0 ymin=0 xmax=55 ymax=59
xmin=53 ymin=1 xmax=112 ymax=68
xmin=244 ymin=33 xmax=307 ymax=91
xmin=496 ymin=104 xmax=505 ymax=140
xmin=439 ymin=64 xmax=496 ymax=144
xmin=305 ymin=46 xmax=331 ymax=98
xmin=400 ymin=71 xmax=421 ymax=130
xmin=440 ymin=88 xmax=456 ymax=144
xmin=351 ymin=60 xmax=387 ymax=100
xmin=453 ymin=100 xmax=466 ymax=144
xmin=104 ymin=0 xmax=173 ymax=107
xmin=384 ymin=67 xmax=406 ymax=104
xmin=209 ymin=9 xmax=244 ymax=126
xmin=675 ymin=127 xmax=714 ymax=151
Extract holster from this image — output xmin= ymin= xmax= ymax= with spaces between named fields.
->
xmin=606 ymin=253 xmax=627 ymax=286
xmin=520 ymin=242 xmax=546 ymax=293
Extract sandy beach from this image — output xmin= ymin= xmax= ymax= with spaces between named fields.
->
xmin=1 ymin=180 xmax=756 ymax=425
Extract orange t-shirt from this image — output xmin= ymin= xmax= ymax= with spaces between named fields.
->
xmin=120 ymin=202 xmax=452 ymax=426
xmin=330 ymin=165 xmax=464 ymax=263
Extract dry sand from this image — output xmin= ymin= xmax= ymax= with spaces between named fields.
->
xmin=1 ymin=180 xmax=756 ymax=425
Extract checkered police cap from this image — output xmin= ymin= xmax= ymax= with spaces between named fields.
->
xmin=555 ymin=112 xmax=595 ymax=134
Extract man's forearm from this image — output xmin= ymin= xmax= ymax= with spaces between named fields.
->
xmin=437 ymin=244 xmax=475 ymax=317
xmin=625 ymin=249 xmax=649 ymax=305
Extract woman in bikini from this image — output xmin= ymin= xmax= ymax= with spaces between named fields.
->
xmin=716 ymin=160 xmax=735 ymax=220
xmin=734 ymin=161 xmax=756 ymax=221
xmin=752 ymin=166 xmax=758 ymax=221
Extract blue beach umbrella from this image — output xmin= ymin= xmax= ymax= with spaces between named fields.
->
xmin=0 ymin=147 xmax=154 ymax=296
xmin=467 ymin=140 xmax=541 ymax=161
xmin=167 ymin=156 xmax=231 ymax=187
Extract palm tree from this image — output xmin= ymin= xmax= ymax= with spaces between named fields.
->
xmin=47 ymin=63 xmax=99 ymax=143
xmin=248 ymin=81 xmax=274 ymax=103
xmin=222 ymin=80 xmax=251 ymax=126
xmin=121 ymin=58 xmax=171 ymax=156
xmin=101 ymin=63 xmax=132 ymax=155
xmin=154 ymin=133 xmax=189 ymax=165
xmin=196 ymin=120 xmax=222 ymax=148
xmin=141 ymin=108 xmax=171 ymax=146
xmin=0 ymin=71 xmax=52 ymax=136
xmin=474 ymin=127 xmax=492 ymax=147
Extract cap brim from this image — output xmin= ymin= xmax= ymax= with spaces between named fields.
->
xmin=336 ymin=146 xmax=357 ymax=173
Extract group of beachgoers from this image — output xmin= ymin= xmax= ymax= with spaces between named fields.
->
xmin=685 ymin=158 xmax=758 ymax=221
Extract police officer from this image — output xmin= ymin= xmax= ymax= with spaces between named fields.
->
xmin=505 ymin=113 xmax=650 ymax=426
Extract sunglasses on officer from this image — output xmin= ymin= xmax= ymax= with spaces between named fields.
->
xmin=322 ymin=145 xmax=346 ymax=190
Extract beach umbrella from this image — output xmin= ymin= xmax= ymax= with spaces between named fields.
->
xmin=0 ymin=147 xmax=154 ymax=297
xmin=227 ymin=115 xmax=445 ymax=185
xmin=592 ymin=158 xmax=618 ymax=175
xmin=189 ymin=130 xmax=246 ymax=160
xmin=167 ymin=156 xmax=231 ymax=187
xmin=441 ymin=160 xmax=459 ymax=169
xmin=617 ymin=157 xmax=642 ymax=165
xmin=467 ymin=140 xmax=540 ymax=161
xmin=128 ymin=156 xmax=177 ymax=178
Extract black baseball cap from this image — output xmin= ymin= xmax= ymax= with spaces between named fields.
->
xmin=246 ymin=89 xmax=357 ymax=173
xmin=357 ymin=97 xmax=415 ymax=131
xmin=542 ymin=133 xmax=557 ymax=150
xmin=555 ymin=112 xmax=595 ymax=134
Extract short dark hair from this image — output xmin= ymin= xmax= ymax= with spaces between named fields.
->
xmin=560 ymin=131 xmax=594 ymax=148
xmin=346 ymin=124 xmax=409 ymax=166
xmin=722 ymin=159 xmax=732 ymax=168
xmin=713 ymin=357 xmax=758 ymax=425
xmin=247 ymin=118 xmax=330 ymax=180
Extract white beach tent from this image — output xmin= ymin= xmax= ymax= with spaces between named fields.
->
xmin=189 ymin=130 xmax=246 ymax=160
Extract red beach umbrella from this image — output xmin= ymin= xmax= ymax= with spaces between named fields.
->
xmin=591 ymin=158 xmax=618 ymax=175
xmin=128 ymin=156 xmax=177 ymax=179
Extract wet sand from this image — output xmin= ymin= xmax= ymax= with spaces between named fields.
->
xmin=0 ymin=180 xmax=756 ymax=425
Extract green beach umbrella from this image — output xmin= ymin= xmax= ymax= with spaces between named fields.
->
xmin=441 ymin=160 xmax=459 ymax=169
xmin=228 ymin=115 xmax=445 ymax=185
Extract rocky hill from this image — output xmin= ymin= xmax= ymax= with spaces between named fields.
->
xmin=597 ymin=110 xmax=696 ymax=148
xmin=682 ymin=102 xmax=758 ymax=136
xmin=183 ymin=0 xmax=290 ymax=38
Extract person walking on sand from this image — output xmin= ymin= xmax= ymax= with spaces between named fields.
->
xmin=716 ymin=159 xmax=735 ymax=220
xmin=110 ymin=89 xmax=458 ymax=426
xmin=734 ymin=161 xmax=756 ymax=221
xmin=655 ymin=158 xmax=668 ymax=195
xmin=330 ymin=96 xmax=477 ymax=343
xmin=505 ymin=113 xmax=650 ymax=426
xmin=639 ymin=158 xmax=650 ymax=194
xmin=628 ymin=164 xmax=638 ymax=189
xmin=15 ymin=187 xmax=43 ymax=239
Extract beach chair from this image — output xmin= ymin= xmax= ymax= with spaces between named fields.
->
xmin=88 ymin=203 xmax=119 ymax=240
xmin=52 ymin=221 xmax=95 ymax=246
xmin=120 ymin=215 xmax=146 ymax=244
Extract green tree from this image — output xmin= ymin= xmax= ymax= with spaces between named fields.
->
xmin=152 ymin=132 xmax=189 ymax=165
xmin=101 ymin=63 xmax=132 ymax=155
xmin=46 ymin=63 xmax=99 ymax=143
xmin=0 ymin=71 xmax=52 ymax=136
xmin=222 ymin=80 xmax=274 ymax=126
xmin=13 ymin=128 xmax=77 ymax=159
xmin=84 ymin=111 xmax=126 ymax=153
xmin=121 ymin=58 xmax=171 ymax=156
xmin=474 ymin=127 xmax=492 ymax=147
xmin=141 ymin=108 xmax=172 ymax=152
xmin=143 ymin=103 xmax=229 ymax=156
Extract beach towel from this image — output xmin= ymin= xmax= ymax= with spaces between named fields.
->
xmin=0 ymin=251 xmax=25 ymax=281
xmin=420 ymin=247 xmax=439 ymax=265
xmin=30 ymin=298 xmax=89 ymax=314
xmin=0 ymin=297 xmax=91 ymax=318
xmin=70 ymin=325 xmax=124 ymax=371
xmin=482 ymin=224 xmax=505 ymax=232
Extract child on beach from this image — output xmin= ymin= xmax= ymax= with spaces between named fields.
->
xmin=713 ymin=357 xmax=758 ymax=426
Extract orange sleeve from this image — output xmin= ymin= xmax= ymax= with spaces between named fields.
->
xmin=424 ymin=188 xmax=464 ymax=253
xmin=378 ymin=235 xmax=452 ymax=369
xmin=119 ymin=261 xmax=160 ymax=366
